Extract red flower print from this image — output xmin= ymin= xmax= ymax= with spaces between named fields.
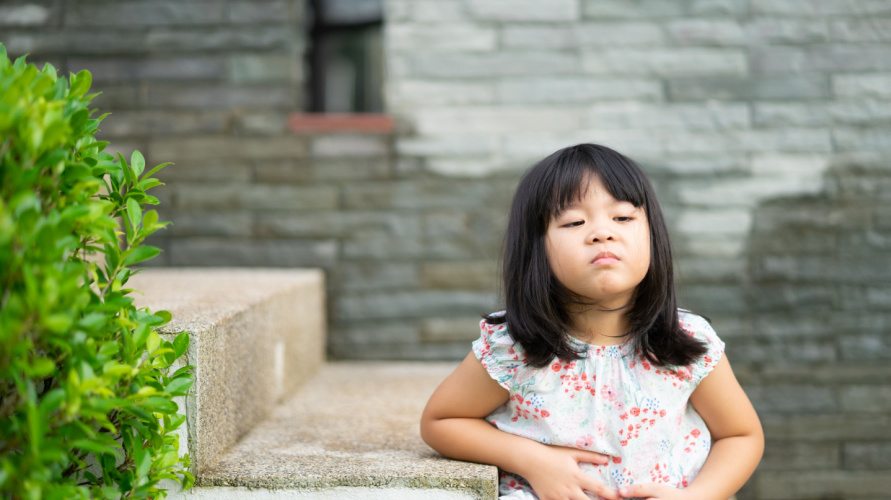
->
xmin=691 ymin=429 xmax=701 ymax=437
xmin=630 ymin=407 xmax=640 ymax=416
xmin=620 ymin=440 xmax=628 ymax=447
xmin=576 ymin=435 xmax=595 ymax=449
xmin=659 ymin=409 xmax=666 ymax=417
xmin=612 ymin=456 xmax=622 ymax=464
xmin=551 ymin=362 xmax=560 ymax=372
xmin=540 ymin=410 xmax=549 ymax=418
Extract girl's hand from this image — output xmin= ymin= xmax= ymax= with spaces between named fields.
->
xmin=518 ymin=445 xmax=621 ymax=500
xmin=618 ymin=483 xmax=690 ymax=499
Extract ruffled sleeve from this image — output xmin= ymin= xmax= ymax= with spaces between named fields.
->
xmin=679 ymin=311 xmax=726 ymax=387
xmin=471 ymin=313 xmax=528 ymax=391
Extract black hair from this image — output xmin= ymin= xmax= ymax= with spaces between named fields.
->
xmin=486 ymin=143 xmax=706 ymax=368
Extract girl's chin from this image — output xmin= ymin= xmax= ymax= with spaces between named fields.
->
xmin=568 ymin=292 xmax=635 ymax=310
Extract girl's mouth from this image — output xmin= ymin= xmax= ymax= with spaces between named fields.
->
xmin=591 ymin=252 xmax=619 ymax=265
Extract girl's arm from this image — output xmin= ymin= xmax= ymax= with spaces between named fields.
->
xmin=619 ymin=355 xmax=764 ymax=500
xmin=422 ymin=352 xmax=621 ymax=500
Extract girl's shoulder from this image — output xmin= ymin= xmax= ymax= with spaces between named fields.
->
xmin=471 ymin=311 xmax=530 ymax=390
xmin=676 ymin=309 xmax=725 ymax=385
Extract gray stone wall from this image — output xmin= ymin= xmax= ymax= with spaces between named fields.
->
xmin=1 ymin=0 xmax=306 ymax=167
xmin=4 ymin=0 xmax=891 ymax=497
xmin=384 ymin=1 xmax=891 ymax=498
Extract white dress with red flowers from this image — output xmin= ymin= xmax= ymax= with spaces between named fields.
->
xmin=472 ymin=310 xmax=724 ymax=500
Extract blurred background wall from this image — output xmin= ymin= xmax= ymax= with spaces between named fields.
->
xmin=3 ymin=0 xmax=891 ymax=498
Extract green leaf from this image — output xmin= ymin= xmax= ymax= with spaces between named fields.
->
xmin=142 ymin=397 xmax=177 ymax=414
xmin=91 ymin=397 xmax=130 ymax=414
xmin=172 ymin=365 xmax=196 ymax=378
xmin=181 ymin=470 xmax=195 ymax=490
xmin=123 ymin=406 xmax=153 ymax=421
xmin=154 ymin=309 xmax=172 ymax=325
xmin=132 ymin=322 xmax=151 ymax=349
xmin=98 ymin=341 xmax=120 ymax=357
xmin=43 ymin=313 xmax=74 ymax=333
xmin=151 ymin=347 xmax=175 ymax=358
xmin=131 ymin=150 xmax=145 ymax=177
xmin=124 ymin=245 xmax=161 ymax=266
xmin=146 ymin=330 xmax=161 ymax=354
xmin=165 ymin=413 xmax=187 ymax=432
xmin=141 ymin=162 xmax=172 ymax=181
xmin=173 ymin=332 xmax=189 ymax=359
xmin=138 ymin=178 xmax=163 ymax=191
xmin=28 ymin=357 xmax=57 ymax=377
xmin=154 ymin=450 xmax=179 ymax=470
xmin=81 ymin=140 xmax=109 ymax=152
xmin=77 ymin=312 xmax=106 ymax=330
xmin=38 ymin=448 xmax=67 ymax=463
xmin=117 ymin=151 xmax=135 ymax=186
xmin=165 ymin=377 xmax=193 ymax=396
xmin=69 ymin=69 xmax=91 ymax=97
xmin=135 ymin=446 xmax=151 ymax=481
xmin=143 ymin=209 xmax=159 ymax=229
xmin=126 ymin=197 xmax=142 ymax=231
xmin=70 ymin=439 xmax=119 ymax=457
xmin=101 ymin=361 xmax=134 ymax=378
xmin=38 ymin=388 xmax=66 ymax=415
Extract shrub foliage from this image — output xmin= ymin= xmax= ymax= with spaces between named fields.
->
xmin=0 ymin=44 xmax=194 ymax=499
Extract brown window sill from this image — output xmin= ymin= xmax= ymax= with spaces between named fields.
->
xmin=288 ymin=113 xmax=394 ymax=133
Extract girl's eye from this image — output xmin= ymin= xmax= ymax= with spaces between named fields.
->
xmin=614 ymin=216 xmax=634 ymax=222
xmin=562 ymin=221 xmax=584 ymax=228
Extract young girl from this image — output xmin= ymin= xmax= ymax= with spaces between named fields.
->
xmin=421 ymin=143 xmax=763 ymax=500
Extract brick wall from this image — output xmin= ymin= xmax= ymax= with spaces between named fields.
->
xmin=3 ymin=0 xmax=891 ymax=497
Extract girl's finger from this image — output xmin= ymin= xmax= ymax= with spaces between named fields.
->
xmin=619 ymin=483 xmax=657 ymax=498
xmin=580 ymin=476 xmax=621 ymax=500
xmin=573 ymin=450 xmax=610 ymax=465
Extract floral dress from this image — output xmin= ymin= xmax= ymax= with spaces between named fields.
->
xmin=472 ymin=310 xmax=725 ymax=500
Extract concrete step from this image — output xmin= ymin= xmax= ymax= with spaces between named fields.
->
xmin=131 ymin=268 xmax=326 ymax=474
xmin=181 ymin=362 xmax=498 ymax=499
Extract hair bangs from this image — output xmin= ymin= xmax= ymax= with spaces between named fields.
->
xmin=543 ymin=146 xmax=648 ymax=225
xmin=545 ymin=150 xmax=595 ymax=221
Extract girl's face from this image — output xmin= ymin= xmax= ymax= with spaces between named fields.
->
xmin=545 ymin=175 xmax=651 ymax=309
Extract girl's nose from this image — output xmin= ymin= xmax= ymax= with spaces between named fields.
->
xmin=590 ymin=227 xmax=614 ymax=242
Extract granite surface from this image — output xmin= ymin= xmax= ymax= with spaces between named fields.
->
xmin=131 ymin=268 xmax=326 ymax=474
xmin=196 ymin=362 xmax=498 ymax=499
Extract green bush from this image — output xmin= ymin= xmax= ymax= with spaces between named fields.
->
xmin=0 ymin=44 xmax=194 ymax=499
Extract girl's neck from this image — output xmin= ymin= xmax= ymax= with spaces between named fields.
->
xmin=566 ymin=304 xmax=631 ymax=346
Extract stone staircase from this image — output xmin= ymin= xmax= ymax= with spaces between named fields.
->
xmin=131 ymin=268 xmax=497 ymax=500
